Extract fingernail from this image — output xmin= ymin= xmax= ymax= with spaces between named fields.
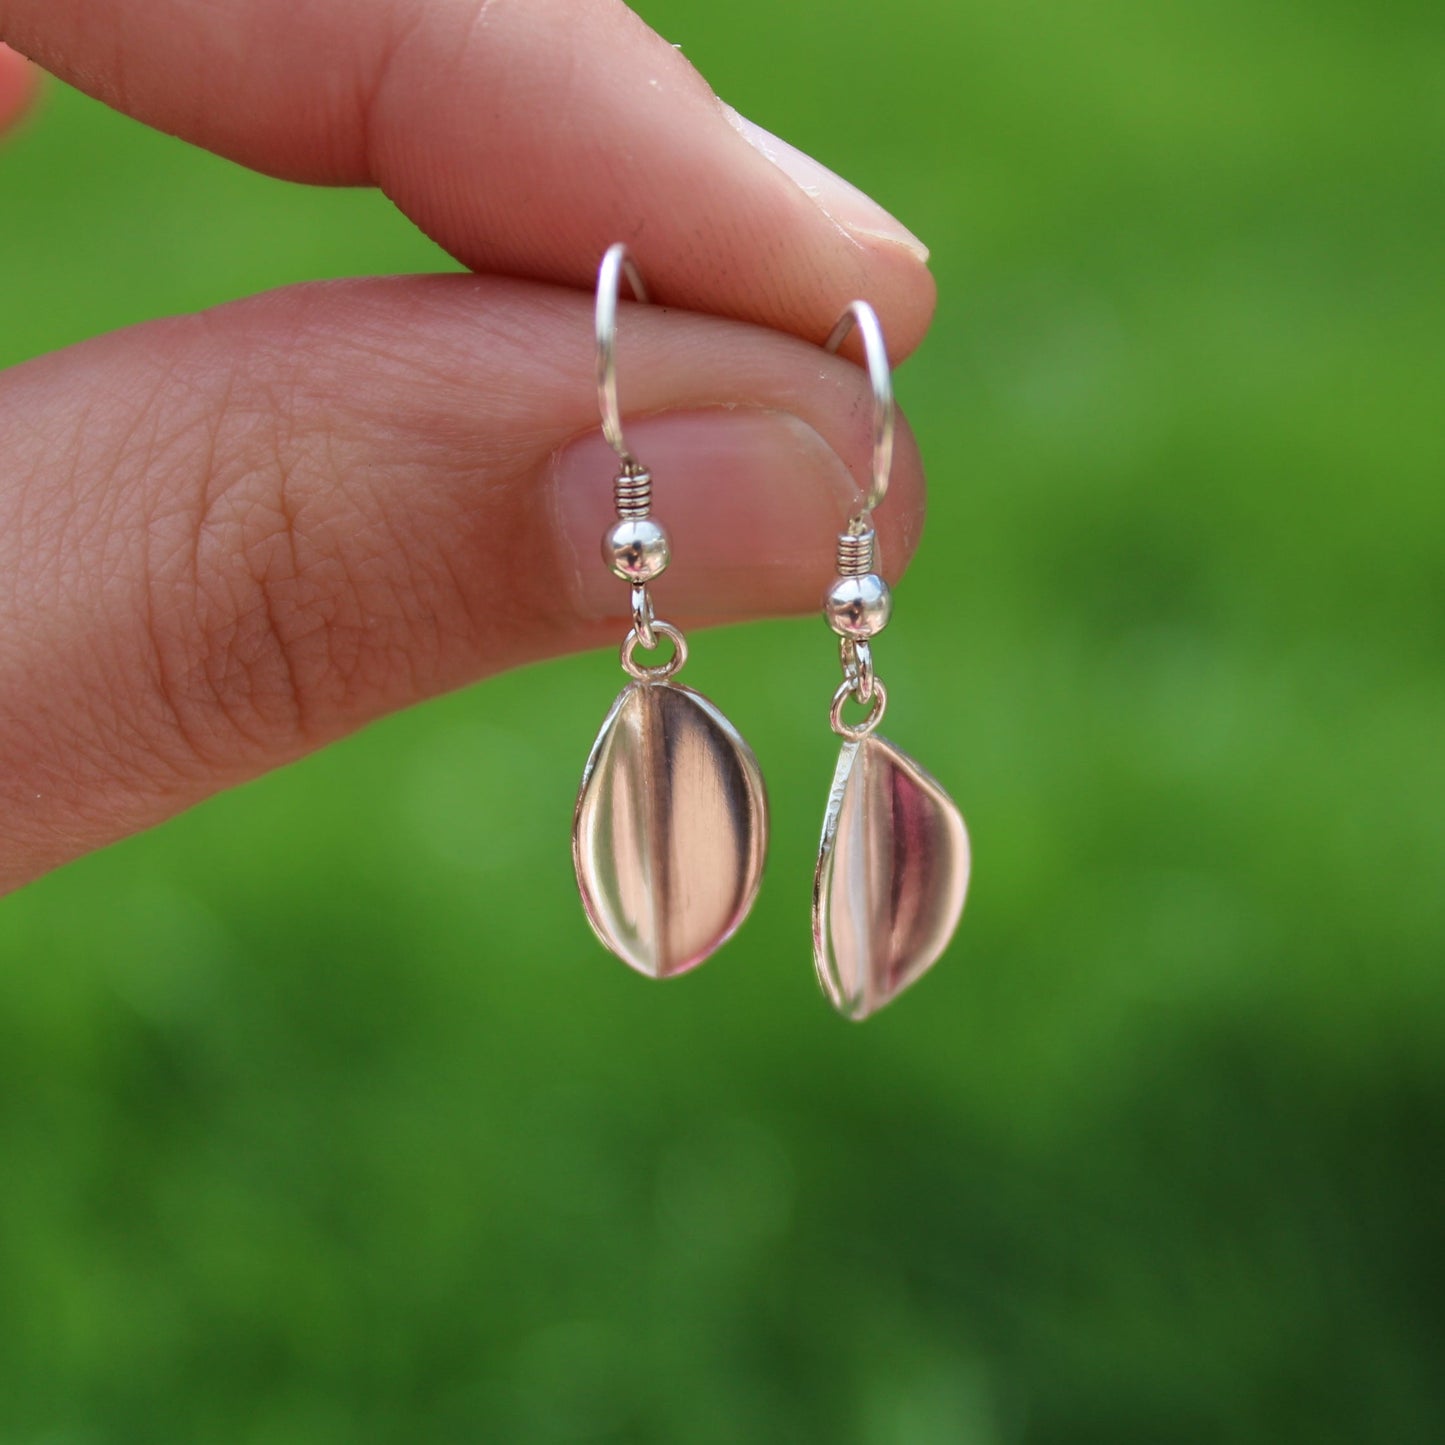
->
xmin=720 ymin=105 xmax=929 ymax=262
xmin=0 ymin=42 xmax=32 ymax=75
xmin=552 ymin=409 xmax=860 ymax=621
xmin=0 ymin=44 xmax=38 ymax=130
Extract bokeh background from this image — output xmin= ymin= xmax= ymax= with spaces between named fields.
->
xmin=2 ymin=1 xmax=1443 ymax=1440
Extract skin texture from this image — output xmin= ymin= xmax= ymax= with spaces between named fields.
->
xmin=0 ymin=4 xmax=935 ymax=891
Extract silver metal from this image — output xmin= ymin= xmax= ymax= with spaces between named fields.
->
xmin=574 ymin=681 xmax=770 ymax=978
xmin=604 ymin=517 xmax=670 ymax=584
xmin=840 ymin=637 xmax=875 ymax=703
xmin=810 ymin=302 xmax=971 ymax=1017
xmin=836 ymin=524 xmax=877 ymax=577
xmin=621 ymin=619 xmax=687 ymax=682
xmin=824 ymin=572 xmax=892 ymax=640
xmin=578 ymin=245 xmax=768 ymax=979
xmin=813 ymin=735 xmax=970 ymax=1020
xmin=614 ymin=463 xmax=653 ymax=518
xmin=629 ymin=585 xmax=657 ymax=650
xmin=829 ymin=676 xmax=888 ymax=742
xmin=596 ymin=243 xmax=650 ymax=466
xmin=824 ymin=301 xmax=895 ymax=516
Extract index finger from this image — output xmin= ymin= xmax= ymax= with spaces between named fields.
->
xmin=0 ymin=0 xmax=936 ymax=355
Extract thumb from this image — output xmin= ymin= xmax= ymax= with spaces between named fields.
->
xmin=0 ymin=275 xmax=924 ymax=889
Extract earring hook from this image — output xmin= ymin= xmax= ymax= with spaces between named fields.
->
xmin=824 ymin=301 xmax=895 ymax=517
xmin=596 ymin=243 xmax=651 ymax=466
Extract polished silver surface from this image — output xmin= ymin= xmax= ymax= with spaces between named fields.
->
xmin=603 ymin=517 xmax=670 ymax=583
xmin=813 ymin=735 xmax=969 ymax=1020
xmin=629 ymin=584 xmax=658 ymax=650
xmin=620 ymin=620 xmax=687 ymax=682
xmin=823 ymin=301 xmax=895 ymax=515
xmin=838 ymin=637 xmax=876 ymax=704
xmin=613 ymin=463 xmax=653 ymax=518
xmin=574 ymin=681 xmax=769 ymax=979
xmin=596 ymin=243 xmax=650 ymax=465
xmin=829 ymin=676 xmax=888 ymax=743
xmin=824 ymin=572 xmax=893 ymax=639
xmin=835 ymin=524 xmax=878 ymax=576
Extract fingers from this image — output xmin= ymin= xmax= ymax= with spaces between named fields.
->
xmin=0 ymin=277 xmax=925 ymax=889
xmin=0 ymin=41 xmax=33 ymax=133
xmin=0 ymin=0 xmax=935 ymax=355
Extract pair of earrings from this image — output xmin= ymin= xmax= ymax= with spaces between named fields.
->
xmin=572 ymin=245 xmax=970 ymax=1021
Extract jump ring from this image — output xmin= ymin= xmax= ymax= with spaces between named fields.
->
xmin=840 ymin=637 xmax=875 ymax=703
xmin=630 ymin=584 xmax=656 ymax=650
xmin=829 ymin=676 xmax=888 ymax=741
xmin=621 ymin=620 xmax=688 ymax=682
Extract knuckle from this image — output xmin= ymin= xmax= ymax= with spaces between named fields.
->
xmin=139 ymin=383 xmax=441 ymax=766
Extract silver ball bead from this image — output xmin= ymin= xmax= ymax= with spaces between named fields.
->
xmin=602 ymin=517 xmax=670 ymax=583
xmin=824 ymin=573 xmax=892 ymax=638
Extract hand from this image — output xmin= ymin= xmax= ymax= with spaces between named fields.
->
xmin=0 ymin=2 xmax=934 ymax=892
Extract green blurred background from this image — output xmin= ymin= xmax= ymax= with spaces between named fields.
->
xmin=2 ymin=0 xmax=1443 ymax=1440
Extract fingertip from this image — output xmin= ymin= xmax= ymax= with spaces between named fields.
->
xmin=718 ymin=103 xmax=932 ymax=265
xmin=718 ymin=104 xmax=937 ymax=359
xmin=871 ymin=251 xmax=939 ymax=365
xmin=0 ymin=44 xmax=38 ymax=135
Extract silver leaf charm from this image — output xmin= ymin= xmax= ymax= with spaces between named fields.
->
xmin=813 ymin=736 xmax=970 ymax=1020
xmin=574 ymin=681 xmax=769 ymax=978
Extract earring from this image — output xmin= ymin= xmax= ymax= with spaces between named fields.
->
xmin=572 ymin=245 xmax=770 ymax=979
xmin=812 ymin=303 xmax=971 ymax=1020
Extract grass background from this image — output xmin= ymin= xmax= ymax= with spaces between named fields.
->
xmin=2 ymin=0 xmax=1443 ymax=1440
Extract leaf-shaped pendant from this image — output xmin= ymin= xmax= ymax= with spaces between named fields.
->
xmin=573 ymin=681 xmax=769 ymax=978
xmin=813 ymin=735 xmax=970 ymax=1020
